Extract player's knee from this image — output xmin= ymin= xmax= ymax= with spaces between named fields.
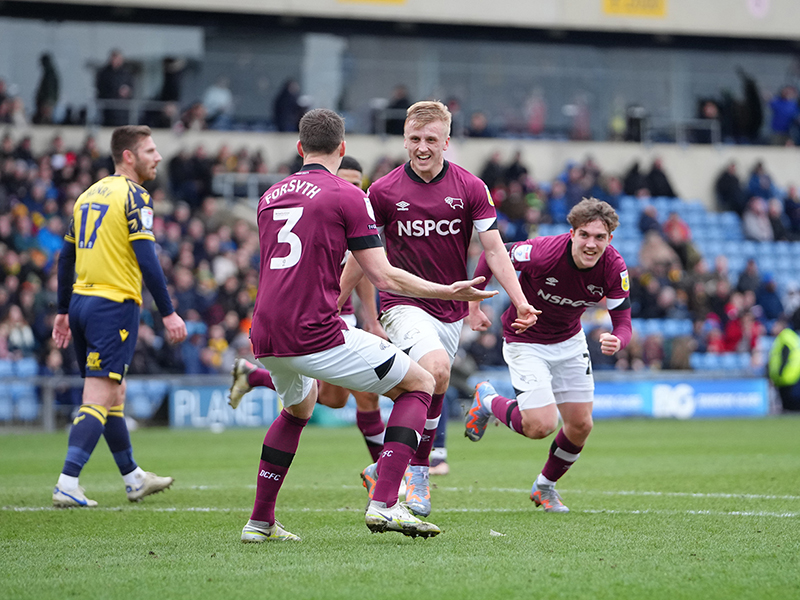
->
xmin=569 ymin=416 xmax=594 ymax=439
xmin=317 ymin=392 xmax=348 ymax=409
xmin=521 ymin=416 xmax=558 ymax=440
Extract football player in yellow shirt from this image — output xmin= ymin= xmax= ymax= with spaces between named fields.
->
xmin=51 ymin=125 xmax=187 ymax=507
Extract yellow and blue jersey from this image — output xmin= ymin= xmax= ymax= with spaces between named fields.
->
xmin=64 ymin=175 xmax=155 ymax=305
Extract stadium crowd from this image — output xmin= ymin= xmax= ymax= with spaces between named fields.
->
xmin=1 ymin=130 xmax=799 ymax=389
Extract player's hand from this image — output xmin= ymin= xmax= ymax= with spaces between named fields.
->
xmin=511 ymin=302 xmax=540 ymax=333
xmin=599 ymin=332 xmax=621 ymax=355
xmin=467 ymin=302 xmax=492 ymax=332
xmin=163 ymin=312 xmax=188 ymax=345
xmin=362 ymin=317 xmax=389 ymax=340
xmin=447 ymin=277 xmax=499 ymax=302
xmin=52 ymin=313 xmax=72 ymax=349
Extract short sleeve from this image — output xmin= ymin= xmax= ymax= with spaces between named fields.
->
xmin=64 ymin=217 xmax=76 ymax=243
xmin=606 ymin=253 xmax=630 ymax=300
xmin=344 ymin=187 xmax=382 ymax=250
xmin=507 ymin=239 xmax=539 ymax=274
xmin=127 ymin=184 xmax=156 ymax=242
xmin=470 ymin=180 xmax=498 ymax=233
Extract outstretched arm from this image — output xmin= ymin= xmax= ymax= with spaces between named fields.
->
xmin=476 ymin=231 xmax=540 ymax=332
xmin=352 ymin=246 xmax=498 ymax=303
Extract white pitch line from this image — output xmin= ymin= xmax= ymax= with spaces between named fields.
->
xmin=3 ymin=505 xmax=798 ymax=518
xmin=4 ymin=484 xmax=799 ymax=502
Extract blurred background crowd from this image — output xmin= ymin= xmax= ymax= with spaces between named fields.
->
xmin=1 ymin=130 xmax=798 ymax=389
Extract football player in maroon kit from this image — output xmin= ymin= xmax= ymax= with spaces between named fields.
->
xmin=229 ymin=156 xmax=389 ymax=464
xmin=240 ymin=108 xmax=497 ymax=542
xmin=343 ymin=100 xmax=539 ymax=518
xmin=465 ymin=197 xmax=632 ymax=513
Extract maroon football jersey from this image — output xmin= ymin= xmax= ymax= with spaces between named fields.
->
xmin=368 ymin=161 xmax=497 ymax=323
xmin=501 ymin=233 xmax=629 ymax=344
xmin=251 ymin=164 xmax=382 ymax=357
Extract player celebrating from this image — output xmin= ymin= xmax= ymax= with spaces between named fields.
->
xmin=241 ymin=108 xmax=497 ymax=542
xmin=51 ymin=125 xmax=187 ymax=507
xmin=229 ymin=156 xmax=388 ymax=462
xmin=346 ymin=100 xmax=538 ymax=518
xmin=465 ymin=197 xmax=632 ymax=512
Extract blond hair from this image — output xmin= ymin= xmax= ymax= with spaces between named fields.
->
xmin=405 ymin=100 xmax=451 ymax=136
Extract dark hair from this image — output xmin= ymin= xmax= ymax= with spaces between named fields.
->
xmin=299 ymin=109 xmax=345 ymax=155
xmin=110 ymin=125 xmax=152 ymax=165
xmin=567 ymin=197 xmax=620 ymax=233
xmin=338 ymin=155 xmax=363 ymax=173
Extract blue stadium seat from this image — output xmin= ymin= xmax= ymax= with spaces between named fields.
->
xmin=11 ymin=384 xmax=39 ymax=421
xmin=0 ymin=390 xmax=13 ymax=421
xmin=0 ymin=359 xmax=13 ymax=378
xmin=14 ymin=357 xmax=39 ymax=377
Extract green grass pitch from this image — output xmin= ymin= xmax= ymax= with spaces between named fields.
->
xmin=1 ymin=417 xmax=798 ymax=600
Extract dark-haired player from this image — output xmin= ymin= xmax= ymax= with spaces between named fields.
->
xmin=465 ymin=197 xmax=632 ymax=512
xmin=240 ymin=108 xmax=496 ymax=542
xmin=229 ymin=155 xmax=389 ymax=462
xmin=52 ymin=125 xmax=187 ymax=507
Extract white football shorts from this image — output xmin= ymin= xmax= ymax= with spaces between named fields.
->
xmin=380 ymin=305 xmax=461 ymax=364
xmin=258 ymin=328 xmax=411 ymax=408
xmin=502 ymin=329 xmax=594 ymax=410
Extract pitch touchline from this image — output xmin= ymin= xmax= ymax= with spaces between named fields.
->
xmin=3 ymin=505 xmax=798 ymax=518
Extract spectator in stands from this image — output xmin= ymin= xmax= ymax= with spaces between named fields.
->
xmin=202 ymin=76 xmax=234 ymax=130
xmin=33 ymin=53 xmax=59 ymax=125
xmin=600 ymin=175 xmax=624 ymax=209
xmin=736 ymin=258 xmax=761 ymax=294
xmin=714 ymin=161 xmax=747 ymax=214
xmin=95 ymin=49 xmax=134 ymax=127
xmin=747 ymin=161 xmax=778 ymax=200
xmin=273 ymin=79 xmax=305 ymax=132
xmin=663 ymin=211 xmax=699 ymax=270
xmin=464 ymin=332 xmax=505 ymax=368
xmin=638 ymin=229 xmax=680 ymax=273
xmin=756 ymin=274 xmax=785 ymax=322
xmin=622 ymin=161 xmax=648 ymax=196
xmin=767 ymin=197 xmax=791 ymax=241
xmin=742 ymin=197 xmax=774 ymax=241
xmin=638 ymin=204 xmax=662 ymax=236
xmin=783 ymin=185 xmax=800 ymax=237
xmin=766 ymin=85 xmax=799 ymax=146
xmin=384 ymin=84 xmax=411 ymax=135
xmin=545 ymin=179 xmax=568 ymax=224
xmin=478 ymin=151 xmax=504 ymax=191
xmin=3 ymin=304 xmax=36 ymax=358
xmin=465 ymin=111 xmax=494 ymax=137
xmin=646 ymin=158 xmax=677 ymax=198
xmin=503 ymin=150 xmax=528 ymax=183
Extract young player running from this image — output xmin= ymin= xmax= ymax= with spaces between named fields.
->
xmin=465 ymin=197 xmax=632 ymax=512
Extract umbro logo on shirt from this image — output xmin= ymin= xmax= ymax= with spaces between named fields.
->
xmin=396 ymin=201 xmax=410 ymax=211
xmin=545 ymin=277 xmax=559 ymax=286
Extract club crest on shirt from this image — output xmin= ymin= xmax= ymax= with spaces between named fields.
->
xmin=620 ymin=270 xmax=630 ymax=292
xmin=445 ymin=196 xmax=464 ymax=210
xmin=587 ymin=284 xmax=604 ymax=296
xmin=396 ymin=200 xmax=410 ymax=211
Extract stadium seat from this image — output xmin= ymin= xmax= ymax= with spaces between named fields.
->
xmin=14 ymin=357 xmax=39 ymax=377
xmin=0 ymin=390 xmax=13 ymax=421
xmin=11 ymin=384 xmax=39 ymax=421
xmin=0 ymin=359 xmax=13 ymax=378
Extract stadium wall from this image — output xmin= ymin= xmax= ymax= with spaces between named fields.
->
xmin=10 ymin=124 xmax=800 ymax=206
xmin=10 ymin=0 xmax=800 ymax=40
